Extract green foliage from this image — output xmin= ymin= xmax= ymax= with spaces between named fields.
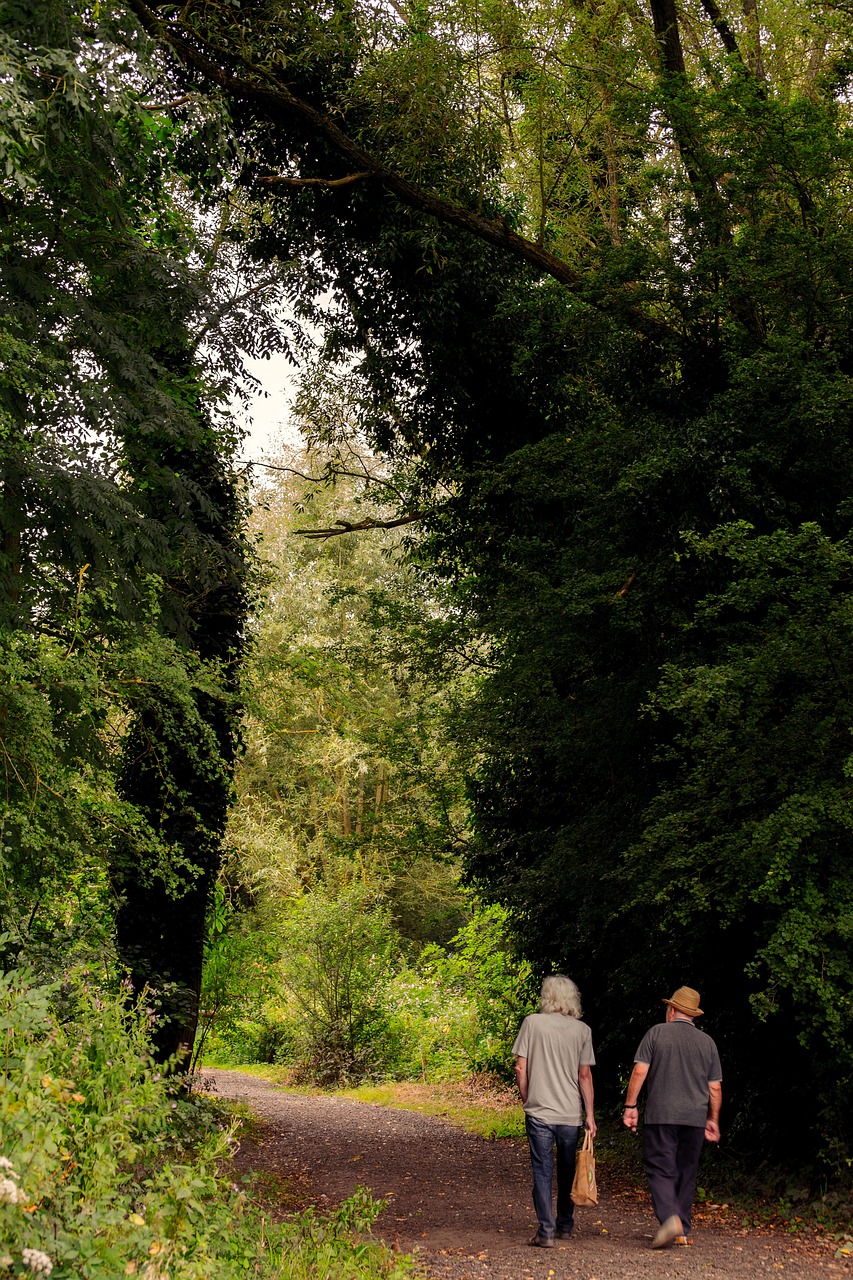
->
xmin=201 ymin=895 xmax=535 ymax=1088
xmin=0 ymin=0 xmax=275 ymax=1056
xmin=278 ymin=878 xmax=399 ymax=1084
xmin=627 ymin=520 xmax=853 ymax=1157
xmin=0 ymin=586 xmax=230 ymax=970
xmin=1 ymin=966 xmax=246 ymax=1278
xmin=272 ymin=1189 xmax=415 ymax=1280
xmin=230 ymin=447 xmax=471 ymax=908
xmin=0 ymin=967 xmax=414 ymax=1280
xmin=417 ymin=905 xmax=536 ymax=1078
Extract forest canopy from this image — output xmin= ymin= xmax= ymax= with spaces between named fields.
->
xmin=5 ymin=0 xmax=853 ymax=1177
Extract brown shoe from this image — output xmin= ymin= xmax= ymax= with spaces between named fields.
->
xmin=675 ymin=1235 xmax=694 ymax=1246
xmin=528 ymin=1233 xmax=556 ymax=1248
xmin=652 ymin=1215 xmax=683 ymax=1249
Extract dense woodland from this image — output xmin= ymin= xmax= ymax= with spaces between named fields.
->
xmin=4 ymin=6 xmax=853 ymax=1264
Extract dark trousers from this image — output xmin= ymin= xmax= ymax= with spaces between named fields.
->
xmin=525 ymin=1116 xmax=580 ymax=1238
xmin=643 ymin=1123 xmax=706 ymax=1234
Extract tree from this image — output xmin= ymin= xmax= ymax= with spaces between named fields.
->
xmin=226 ymin=442 xmax=472 ymax=947
xmin=0 ymin=0 xmax=279 ymax=1059
xmin=126 ymin=0 xmax=853 ymax=1160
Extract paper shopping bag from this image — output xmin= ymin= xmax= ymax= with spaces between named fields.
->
xmin=571 ymin=1129 xmax=597 ymax=1206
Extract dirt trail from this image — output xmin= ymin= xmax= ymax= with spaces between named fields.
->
xmin=206 ymin=1068 xmax=846 ymax=1280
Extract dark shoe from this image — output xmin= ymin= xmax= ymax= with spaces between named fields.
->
xmin=555 ymin=1226 xmax=574 ymax=1239
xmin=652 ymin=1215 xmax=683 ymax=1249
xmin=528 ymin=1233 xmax=556 ymax=1248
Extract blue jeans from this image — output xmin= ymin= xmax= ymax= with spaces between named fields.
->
xmin=525 ymin=1116 xmax=581 ymax=1238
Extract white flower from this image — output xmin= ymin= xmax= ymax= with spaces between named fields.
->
xmin=22 ymin=1250 xmax=53 ymax=1275
xmin=0 ymin=1159 xmax=15 ymax=1175
xmin=0 ymin=1179 xmax=23 ymax=1206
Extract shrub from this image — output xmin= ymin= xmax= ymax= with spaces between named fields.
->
xmin=0 ymin=968 xmax=412 ymax=1279
xmin=278 ymin=883 xmax=398 ymax=1084
xmin=419 ymin=904 xmax=536 ymax=1078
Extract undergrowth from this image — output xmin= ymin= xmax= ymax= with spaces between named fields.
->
xmin=0 ymin=969 xmax=416 ymax=1279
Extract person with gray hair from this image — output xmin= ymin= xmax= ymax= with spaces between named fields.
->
xmin=513 ymin=975 xmax=596 ymax=1248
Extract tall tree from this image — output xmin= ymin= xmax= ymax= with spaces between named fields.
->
xmin=227 ymin=441 xmax=471 ymax=946
xmin=0 ymin=0 xmax=275 ymax=1058
xmin=127 ymin=0 xmax=853 ymax=1156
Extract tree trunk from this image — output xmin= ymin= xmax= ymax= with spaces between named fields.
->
xmin=112 ymin=419 xmax=248 ymax=1065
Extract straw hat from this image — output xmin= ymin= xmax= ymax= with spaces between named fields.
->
xmin=663 ymin=986 xmax=703 ymax=1017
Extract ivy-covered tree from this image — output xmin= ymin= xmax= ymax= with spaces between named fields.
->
xmin=0 ymin=0 xmax=286 ymax=1058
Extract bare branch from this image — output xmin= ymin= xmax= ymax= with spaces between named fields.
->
xmin=144 ymin=93 xmax=194 ymax=109
xmin=609 ymin=568 xmax=636 ymax=602
xmin=258 ymin=171 xmax=371 ymax=188
xmin=237 ymin=458 xmax=407 ymax=500
xmin=293 ymin=514 xmax=423 ymax=539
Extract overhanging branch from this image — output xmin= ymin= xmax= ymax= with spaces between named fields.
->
xmin=126 ymin=0 xmax=673 ymax=341
xmin=258 ymin=171 xmax=371 ymax=188
xmin=294 ymin=513 xmax=423 ymax=539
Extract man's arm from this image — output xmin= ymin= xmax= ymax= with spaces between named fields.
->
xmin=578 ymin=1064 xmax=597 ymax=1136
xmin=515 ymin=1055 xmax=528 ymax=1105
xmin=705 ymin=1080 xmax=722 ymax=1142
xmin=622 ymin=1061 xmax=649 ymax=1131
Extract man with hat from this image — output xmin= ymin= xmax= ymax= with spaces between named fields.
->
xmin=622 ymin=986 xmax=722 ymax=1249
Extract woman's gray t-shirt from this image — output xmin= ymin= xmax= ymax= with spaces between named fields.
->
xmin=512 ymin=1013 xmax=596 ymax=1125
xmin=635 ymin=1021 xmax=722 ymax=1126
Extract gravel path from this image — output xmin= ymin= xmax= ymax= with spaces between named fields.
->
xmin=205 ymin=1068 xmax=847 ymax=1280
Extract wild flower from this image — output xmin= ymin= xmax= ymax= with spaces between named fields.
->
xmin=0 ymin=1179 xmax=24 ymax=1206
xmin=22 ymin=1249 xmax=53 ymax=1275
xmin=0 ymin=1159 xmax=16 ymax=1175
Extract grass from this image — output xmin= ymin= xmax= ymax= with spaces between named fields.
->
xmin=202 ymin=1060 xmax=527 ymax=1139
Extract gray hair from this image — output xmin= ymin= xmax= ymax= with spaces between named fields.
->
xmin=539 ymin=974 xmax=583 ymax=1018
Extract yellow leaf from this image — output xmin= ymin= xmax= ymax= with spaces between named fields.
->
xmin=125 ymin=1263 xmax=138 ymax=1275
xmin=129 ymin=1214 xmax=145 ymax=1226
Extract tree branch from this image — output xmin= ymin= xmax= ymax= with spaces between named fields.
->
xmin=258 ymin=171 xmax=371 ymax=188
xmin=144 ymin=93 xmax=195 ymax=109
xmin=238 ymin=459 xmax=407 ymax=501
xmin=125 ymin=0 xmax=672 ymax=341
xmin=293 ymin=514 xmax=423 ymax=539
xmin=697 ymin=0 xmax=741 ymax=59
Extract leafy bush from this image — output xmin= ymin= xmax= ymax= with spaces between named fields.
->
xmin=418 ymin=904 xmax=536 ymax=1078
xmin=278 ymin=883 xmax=398 ymax=1084
xmin=0 ymin=968 xmax=412 ymax=1279
xmin=380 ymin=962 xmax=475 ymax=1081
xmin=193 ymin=887 xmax=284 ymax=1069
xmin=199 ymin=895 xmax=536 ymax=1084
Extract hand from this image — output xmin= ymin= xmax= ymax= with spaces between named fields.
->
xmin=704 ymin=1119 xmax=720 ymax=1143
xmin=623 ymin=1109 xmax=638 ymax=1132
xmin=585 ymin=1116 xmax=598 ymax=1137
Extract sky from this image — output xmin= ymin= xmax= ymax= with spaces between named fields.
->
xmin=236 ymin=351 xmax=303 ymax=467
